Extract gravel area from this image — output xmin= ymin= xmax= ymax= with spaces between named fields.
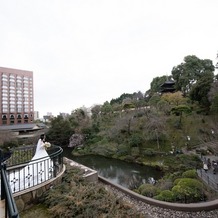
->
xmin=105 ymin=185 xmax=218 ymax=218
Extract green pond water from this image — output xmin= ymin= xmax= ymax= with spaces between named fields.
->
xmin=63 ymin=148 xmax=163 ymax=189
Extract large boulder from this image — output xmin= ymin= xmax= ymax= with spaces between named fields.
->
xmin=68 ymin=134 xmax=84 ymax=148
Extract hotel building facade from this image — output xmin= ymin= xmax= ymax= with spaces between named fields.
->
xmin=0 ymin=67 xmax=34 ymax=125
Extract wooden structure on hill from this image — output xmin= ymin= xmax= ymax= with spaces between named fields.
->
xmin=160 ymin=80 xmax=176 ymax=94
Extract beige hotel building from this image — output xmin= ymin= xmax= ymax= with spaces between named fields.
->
xmin=0 ymin=67 xmax=34 ymax=125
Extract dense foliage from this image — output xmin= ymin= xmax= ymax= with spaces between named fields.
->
xmin=41 ymin=54 xmax=218 ymax=204
xmin=41 ymin=166 xmax=145 ymax=218
xmin=137 ymin=169 xmax=208 ymax=203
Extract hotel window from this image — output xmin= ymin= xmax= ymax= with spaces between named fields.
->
xmin=10 ymin=90 xmax=15 ymax=95
xmin=16 ymin=82 xmax=22 ymax=87
xmin=10 ymin=97 xmax=15 ymax=101
xmin=2 ymin=74 xmax=8 ymax=77
xmin=10 ymin=93 xmax=15 ymax=97
xmin=24 ymin=78 xmax=29 ymax=83
xmin=2 ymin=81 xmax=8 ymax=86
xmin=2 ymin=97 xmax=8 ymax=101
xmin=2 ymin=85 xmax=8 ymax=89
xmin=2 ymin=77 xmax=8 ymax=82
xmin=2 ymin=94 xmax=8 ymax=98
xmin=17 ymin=108 xmax=22 ymax=112
xmin=2 ymin=115 xmax=7 ymax=119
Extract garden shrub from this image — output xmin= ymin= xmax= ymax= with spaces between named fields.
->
xmin=182 ymin=169 xmax=197 ymax=179
xmin=42 ymin=166 xmax=144 ymax=218
xmin=138 ymin=184 xmax=159 ymax=197
xmin=167 ymin=171 xmax=182 ymax=181
xmin=172 ymin=178 xmax=204 ymax=203
xmin=142 ymin=148 xmax=156 ymax=157
xmin=155 ymin=178 xmax=173 ymax=191
xmin=154 ymin=190 xmax=175 ymax=202
xmin=173 ymin=178 xmax=182 ymax=186
xmin=116 ymin=144 xmax=130 ymax=157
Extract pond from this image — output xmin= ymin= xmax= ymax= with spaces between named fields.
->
xmin=63 ymin=148 xmax=163 ymax=189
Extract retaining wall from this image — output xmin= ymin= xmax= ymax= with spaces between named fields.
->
xmin=63 ymin=157 xmax=98 ymax=182
xmin=99 ymin=176 xmax=218 ymax=212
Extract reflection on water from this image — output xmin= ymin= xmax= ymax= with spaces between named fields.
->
xmin=63 ymin=148 xmax=163 ymax=189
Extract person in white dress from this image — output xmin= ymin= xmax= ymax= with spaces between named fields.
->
xmin=8 ymin=134 xmax=53 ymax=193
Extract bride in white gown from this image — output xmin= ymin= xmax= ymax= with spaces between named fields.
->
xmin=8 ymin=134 xmax=53 ymax=193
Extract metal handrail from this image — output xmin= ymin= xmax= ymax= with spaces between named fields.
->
xmin=197 ymin=169 xmax=218 ymax=191
xmin=6 ymin=145 xmax=63 ymax=193
xmin=1 ymin=162 xmax=19 ymax=218
xmin=0 ymin=145 xmax=63 ymax=217
xmin=6 ymin=145 xmax=63 ymax=167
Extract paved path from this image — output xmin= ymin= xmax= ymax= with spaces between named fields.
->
xmin=197 ymin=155 xmax=218 ymax=191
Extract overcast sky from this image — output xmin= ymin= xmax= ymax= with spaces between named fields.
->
xmin=0 ymin=0 xmax=218 ymax=117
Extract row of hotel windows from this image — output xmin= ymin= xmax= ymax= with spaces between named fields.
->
xmin=2 ymin=108 xmax=33 ymax=113
xmin=2 ymin=97 xmax=31 ymax=102
xmin=2 ymin=94 xmax=33 ymax=99
xmin=1 ymin=99 xmax=33 ymax=103
xmin=1 ymin=74 xmax=32 ymax=81
xmin=1 ymin=102 xmax=32 ymax=105
xmin=2 ymin=105 xmax=33 ymax=108
xmin=1 ymin=79 xmax=31 ymax=84
xmin=1 ymin=85 xmax=32 ymax=90
xmin=1 ymin=104 xmax=33 ymax=110
xmin=1 ymin=89 xmax=33 ymax=94
xmin=1 ymin=114 xmax=33 ymax=124
xmin=2 ymin=114 xmax=32 ymax=119
xmin=2 ymin=93 xmax=33 ymax=97
xmin=2 ymin=120 xmax=32 ymax=124
xmin=2 ymin=114 xmax=33 ymax=125
xmin=1 ymin=82 xmax=32 ymax=88
xmin=1 ymin=101 xmax=33 ymax=105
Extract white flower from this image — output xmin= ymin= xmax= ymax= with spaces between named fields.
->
xmin=44 ymin=142 xmax=51 ymax=148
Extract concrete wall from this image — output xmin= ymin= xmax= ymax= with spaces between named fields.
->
xmin=98 ymin=176 xmax=218 ymax=212
xmin=63 ymin=157 xmax=98 ymax=182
